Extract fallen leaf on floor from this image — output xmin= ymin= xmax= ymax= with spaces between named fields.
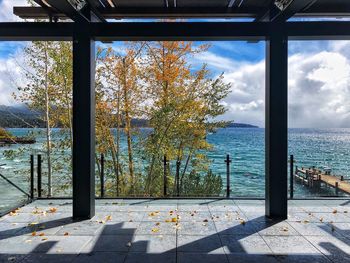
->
xmin=129 ymin=219 xmax=133 ymax=222
xmin=38 ymin=233 xmax=45 ymax=236
xmin=151 ymin=227 xmax=160 ymax=233
xmin=149 ymin=211 xmax=160 ymax=217
xmin=240 ymin=220 xmax=246 ymax=225
xmin=155 ymin=222 xmax=160 ymax=226
xmin=9 ymin=211 xmax=18 ymax=216
xmin=282 ymin=227 xmax=288 ymax=232
xmin=31 ymin=231 xmax=36 ymax=236
xmin=171 ymin=217 xmax=178 ymax=223
xmin=48 ymin=207 xmax=58 ymax=213
xmin=41 ymin=238 xmax=48 ymax=241
xmin=333 ymin=209 xmax=337 ymax=214
xmin=28 ymin=222 xmax=39 ymax=227
xmin=105 ymin=215 xmax=112 ymax=221
xmin=7 ymin=257 xmax=16 ymax=262
xmin=203 ymin=219 xmax=208 ymax=222
xmin=320 ymin=217 xmax=324 ymax=222
xmin=303 ymin=220 xmax=309 ymax=224
xmin=64 ymin=232 xmax=69 ymax=236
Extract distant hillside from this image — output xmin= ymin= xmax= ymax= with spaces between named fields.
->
xmin=0 ymin=105 xmax=44 ymax=128
xmin=0 ymin=105 xmax=150 ymax=128
xmin=226 ymin=122 xmax=259 ymax=128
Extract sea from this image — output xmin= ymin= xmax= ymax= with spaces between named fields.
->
xmin=1 ymin=128 xmax=350 ymax=214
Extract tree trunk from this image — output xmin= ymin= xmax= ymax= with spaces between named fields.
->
xmin=44 ymin=43 xmax=52 ymax=197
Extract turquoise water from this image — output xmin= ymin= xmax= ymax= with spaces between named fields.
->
xmin=1 ymin=128 xmax=350 ymax=214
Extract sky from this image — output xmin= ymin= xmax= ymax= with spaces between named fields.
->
xmin=1 ymin=0 xmax=350 ymax=128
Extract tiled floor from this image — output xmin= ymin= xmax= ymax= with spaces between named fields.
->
xmin=1 ymin=199 xmax=350 ymax=262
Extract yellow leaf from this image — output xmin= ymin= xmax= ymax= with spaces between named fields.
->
xmin=48 ymin=207 xmax=57 ymax=213
xmin=151 ymin=227 xmax=160 ymax=233
xmin=105 ymin=215 xmax=112 ymax=221
xmin=171 ymin=217 xmax=178 ymax=223
xmin=28 ymin=222 xmax=39 ymax=226
xmin=31 ymin=231 xmax=36 ymax=236
xmin=148 ymin=211 xmax=160 ymax=217
xmin=38 ymin=233 xmax=45 ymax=236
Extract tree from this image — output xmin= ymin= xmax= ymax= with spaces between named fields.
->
xmin=140 ymin=41 xmax=231 ymax=196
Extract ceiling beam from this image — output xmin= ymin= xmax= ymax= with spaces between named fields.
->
xmin=255 ymin=0 xmax=318 ymax=22
xmin=270 ymin=0 xmax=318 ymax=21
xmin=2 ymin=21 xmax=350 ymax=41
xmin=13 ymin=6 xmax=262 ymax=20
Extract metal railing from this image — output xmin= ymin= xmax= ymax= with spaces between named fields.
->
xmin=97 ymin=153 xmax=233 ymax=198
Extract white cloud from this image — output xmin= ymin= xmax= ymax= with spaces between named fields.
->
xmin=0 ymin=47 xmax=27 ymax=105
xmin=0 ymin=0 xmax=28 ymax=22
xmin=215 ymin=44 xmax=350 ymax=128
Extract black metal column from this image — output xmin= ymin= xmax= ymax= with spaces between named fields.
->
xmin=72 ymin=25 xmax=96 ymax=219
xmin=265 ymin=24 xmax=288 ymax=219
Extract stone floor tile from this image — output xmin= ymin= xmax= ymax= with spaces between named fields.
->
xmin=304 ymin=235 xmax=350 ymax=263
xmin=215 ymin=221 xmax=258 ymax=235
xmin=177 ymin=221 xmax=216 ymax=236
xmin=55 ymin=221 xmax=103 ymax=236
xmin=124 ymin=252 xmax=176 ymax=263
xmin=0 ymin=254 xmax=27 ymax=263
xmin=262 ymin=236 xmax=322 ymax=255
xmin=274 ymin=254 xmax=332 ymax=263
xmin=81 ymin=235 xmax=133 ymax=253
xmin=288 ymin=222 xmax=341 ymax=236
xmin=136 ymin=221 xmax=177 ymax=235
xmin=72 ymin=252 xmax=126 ymax=263
xmin=20 ymin=253 xmax=77 ymax=263
xmin=220 ymin=234 xmax=273 ymax=254
xmin=177 ymin=211 xmax=212 ymax=222
xmin=130 ymin=234 xmax=176 ymax=253
xmin=177 ymin=234 xmax=224 ymax=253
xmin=177 ymin=252 xmax=229 ymax=263
xmin=227 ymin=254 xmax=278 ymax=263
xmin=255 ymin=222 xmax=300 ymax=236
xmin=24 ymin=235 xmax=92 ymax=254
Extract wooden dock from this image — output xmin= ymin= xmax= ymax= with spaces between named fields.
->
xmin=295 ymin=167 xmax=350 ymax=195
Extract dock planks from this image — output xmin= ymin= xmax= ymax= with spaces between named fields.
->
xmin=295 ymin=167 xmax=350 ymax=195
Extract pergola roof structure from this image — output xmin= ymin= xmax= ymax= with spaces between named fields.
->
xmin=6 ymin=0 xmax=350 ymax=220
xmin=13 ymin=0 xmax=350 ymax=21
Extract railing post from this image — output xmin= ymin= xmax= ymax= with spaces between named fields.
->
xmin=100 ymin=153 xmax=104 ymax=198
xmin=335 ymin=182 xmax=339 ymax=196
xmin=290 ymin=155 xmax=294 ymax=199
xmin=176 ymin=160 xmax=180 ymax=197
xmin=163 ymin=155 xmax=167 ymax=197
xmin=225 ymin=154 xmax=232 ymax=198
xmin=30 ymin=155 xmax=34 ymax=199
xmin=37 ymin=154 xmax=42 ymax=198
